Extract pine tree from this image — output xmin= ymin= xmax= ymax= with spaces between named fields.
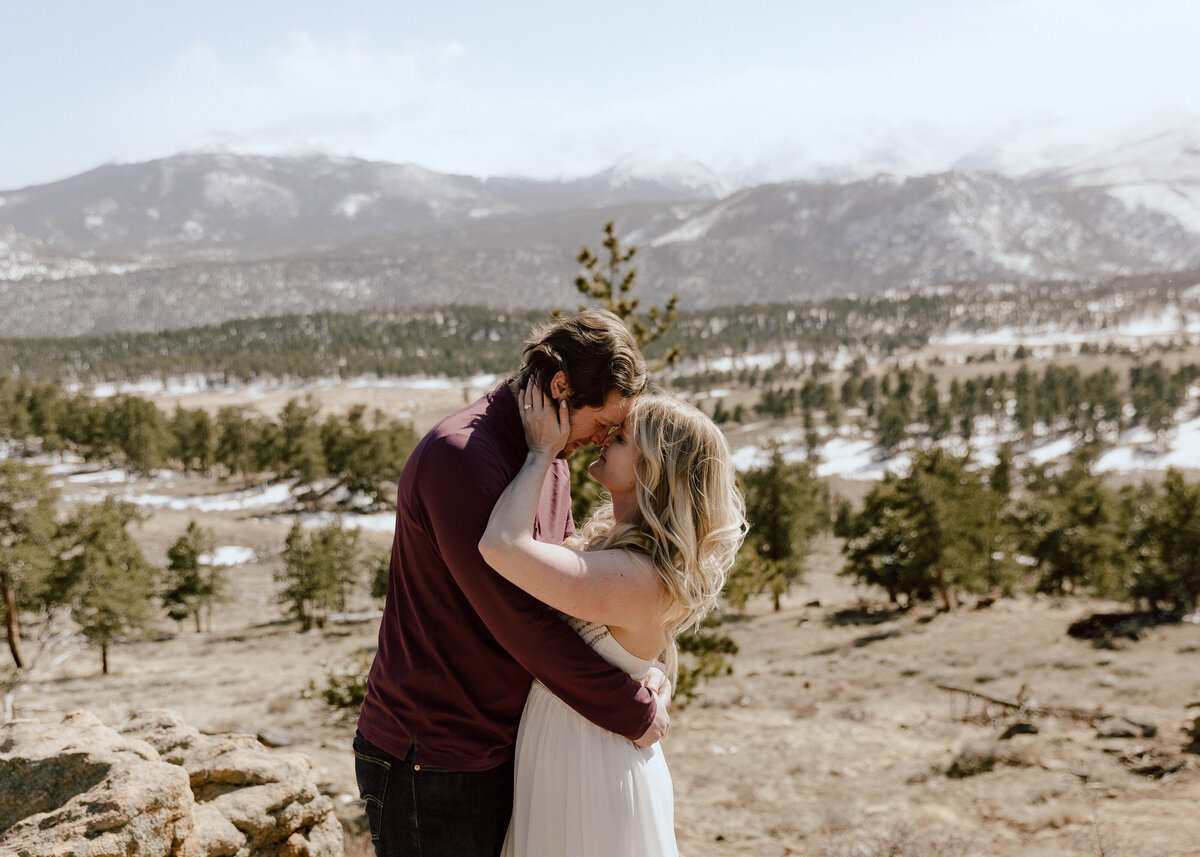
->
xmin=0 ymin=462 xmax=60 ymax=668
xmin=920 ymin=374 xmax=948 ymax=441
xmin=105 ymin=395 xmax=169 ymax=475
xmin=1128 ymin=469 xmax=1200 ymax=612
xmin=1013 ymin=451 xmax=1128 ymax=598
xmin=169 ymin=405 xmax=214 ymax=474
xmin=321 ymin=406 xmax=416 ymax=507
xmin=53 ymin=498 xmax=157 ymax=674
xmin=573 ymin=221 xmax=680 ymax=368
xmin=276 ymin=520 xmax=362 ymax=631
xmin=215 ymin=406 xmax=257 ymax=480
xmin=875 ymin=396 xmax=910 ymax=453
xmin=567 ymin=222 xmax=682 ymax=522
xmin=277 ymin=397 xmax=326 ymax=487
xmin=1129 ymin=361 xmax=1184 ymax=441
xmin=842 ymin=449 xmax=1006 ymax=609
xmin=727 ymin=448 xmax=829 ymax=611
xmin=162 ymin=521 xmax=222 ymax=632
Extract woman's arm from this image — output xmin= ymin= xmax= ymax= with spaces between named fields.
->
xmin=479 ymin=382 xmax=662 ymax=633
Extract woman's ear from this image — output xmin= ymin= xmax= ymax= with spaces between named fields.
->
xmin=549 ymin=370 xmax=571 ymax=401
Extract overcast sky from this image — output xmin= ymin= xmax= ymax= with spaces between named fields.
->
xmin=4 ymin=0 xmax=1199 ymax=190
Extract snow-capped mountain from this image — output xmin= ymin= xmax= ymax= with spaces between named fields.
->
xmin=0 ymin=151 xmax=726 ymax=263
xmin=2 ymin=123 xmax=1200 ymax=338
xmin=577 ymin=155 xmax=733 ymax=198
xmin=1028 ymin=120 xmax=1200 ymax=234
xmin=0 ymin=152 xmax=521 ymax=261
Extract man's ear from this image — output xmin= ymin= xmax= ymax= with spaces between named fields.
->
xmin=549 ymin=371 xmax=571 ymax=401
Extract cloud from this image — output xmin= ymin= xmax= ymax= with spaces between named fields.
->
xmin=5 ymin=3 xmax=1200 ymax=189
xmin=79 ymin=31 xmax=473 ymax=167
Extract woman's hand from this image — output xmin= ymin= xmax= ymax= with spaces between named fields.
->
xmin=519 ymin=379 xmax=570 ymax=458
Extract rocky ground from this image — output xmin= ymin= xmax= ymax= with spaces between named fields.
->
xmin=8 ymin=480 xmax=1199 ymax=857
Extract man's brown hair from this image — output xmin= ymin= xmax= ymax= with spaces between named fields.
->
xmin=517 ymin=309 xmax=647 ymax=409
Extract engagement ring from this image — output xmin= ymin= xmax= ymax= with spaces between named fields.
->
xmin=524 ymin=404 xmax=533 ymax=409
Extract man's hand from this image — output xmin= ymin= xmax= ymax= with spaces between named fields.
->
xmin=633 ymin=666 xmax=672 ymax=748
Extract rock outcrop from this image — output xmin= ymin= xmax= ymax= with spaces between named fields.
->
xmin=0 ymin=710 xmax=342 ymax=857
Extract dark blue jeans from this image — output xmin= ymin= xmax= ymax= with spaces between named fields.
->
xmin=353 ymin=731 xmax=514 ymax=857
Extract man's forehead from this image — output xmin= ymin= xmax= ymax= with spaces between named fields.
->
xmin=596 ymin=394 xmax=633 ymax=425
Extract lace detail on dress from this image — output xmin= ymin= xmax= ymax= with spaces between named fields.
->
xmin=562 ymin=614 xmax=611 ymax=649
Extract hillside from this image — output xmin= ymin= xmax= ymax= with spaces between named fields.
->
xmin=2 ymin=127 xmax=1200 ymax=337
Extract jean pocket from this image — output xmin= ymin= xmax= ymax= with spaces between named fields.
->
xmin=353 ymin=736 xmax=392 ymax=843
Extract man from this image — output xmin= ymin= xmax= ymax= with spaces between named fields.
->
xmin=355 ymin=309 xmax=670 ymax=856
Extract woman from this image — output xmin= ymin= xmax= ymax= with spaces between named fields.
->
xmin=479 ymin=382 xmax=747 ymax=857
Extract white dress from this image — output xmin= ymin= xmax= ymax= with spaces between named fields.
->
xmin=502 ymin=616 xmax=678 ymax=857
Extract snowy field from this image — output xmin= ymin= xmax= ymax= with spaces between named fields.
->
xmin=729 ymin=410 xmax=1200 ymax=480
xmin=7 ymin=311 xmax=1199 ymax=530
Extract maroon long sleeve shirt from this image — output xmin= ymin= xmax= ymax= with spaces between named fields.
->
xmin=357 ymin=382 xmax=657 ymax=771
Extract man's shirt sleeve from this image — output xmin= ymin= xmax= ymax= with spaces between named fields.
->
xmin=417 ymin=438 xmax=656 ymax=741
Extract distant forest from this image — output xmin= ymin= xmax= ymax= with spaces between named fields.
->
xmin=2 ymin=270 xmax=1195 ymax=385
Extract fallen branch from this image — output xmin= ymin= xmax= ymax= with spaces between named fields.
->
xmin=936 ymin=683 xmax=1106 ymax=723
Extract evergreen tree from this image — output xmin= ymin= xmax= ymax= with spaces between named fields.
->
xmin=874 ymin=396 xmax=910 ymax=452
xmin=162 ymin=521 xmax=223 ymax=632
xmin=842 ymin=449 xmax=1006 ymax=609
xmin=276 ymin=397 xmax=326 ymax=486
xmin=1128 ymin=469 xmax=1200 ymax=612
xmin=568 ymin=221 xmax=681 ymax=522
xmin=276 ymin=520 xmax=362 ymax=631
xmin=370 ymin=550 xmax=391 ymax=601
xmin=1013 ymin=451 xmax=1128 ymax=598
xmin=711 ymin=399 xmax=731 ymax=425
xmin=674 ymin=615 xmax=738 ymax=702
xmin=1079 ymin=367 xmax=1123 ymax=443
xmin=1129 ymin=361 xmax=1184 ymax=440
xmin=321 ymin=406 xmax=415 ymax=507
xmin=990 ymin=443 xmax=1015 ymax=498
xmin=53 ymin=498 xmax=157 ymax=674
xmin=105 ymin=395 xmax=169 ymax=474
xmin=1013 ymin=365 xmax=1037 ymax=440
xmin=169 ymin=405 xmax=214 ymax=474
xmin=920 ymin=374 xmax=949 ymax=441
xmin=0 ymin=462 xmax=60 ymax=668
xmin=215 ymin=406 xmax=257 ymax=480
xmin=727 ymin=448 xmax=829 ymax=611
xmin=573 ymin=221 xmax=680 ymax=369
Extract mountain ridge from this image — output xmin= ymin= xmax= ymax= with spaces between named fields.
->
xmin=1 ymin=124 xmax=1199 ymax=338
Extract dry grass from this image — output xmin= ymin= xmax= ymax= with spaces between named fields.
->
xmin=12 ymin=380 xmax=1200 ymax=857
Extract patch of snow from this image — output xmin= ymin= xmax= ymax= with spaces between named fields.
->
xmin=1095 ymin=415 xmax=1200 ymax=474
xmin=300 ymin=512 xmax=397 ymax=533
xmin=199 ymin=545 xmax=257 ymax=566
xmin=931 ymin=307 xmax=1199 ymax=347
xmin=334 ymin=192 xmax=378 ymax=218
xmin=1109 ymin=183 xmax=1200 ymax=235
xmin=125 ymin=482 xmax=299 ymax=512
xmin=815 ymin=437 xmax=896 ymax=481
xmin=651 ymin=200 xmax=731 ymax=246
xmin=90 ymin=375 xmax=212 ymax=398
xmin=203 ymin=170 xmax=299 ymax=217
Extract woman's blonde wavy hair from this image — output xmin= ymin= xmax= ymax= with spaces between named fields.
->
xmin=571 ymin=394 xmax=747 ymax=686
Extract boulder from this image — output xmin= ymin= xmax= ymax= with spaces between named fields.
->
xmin=0 ymin=711 xmax=193 ymax=857
xmin=0 ymin=710 xmax=343 ymax=857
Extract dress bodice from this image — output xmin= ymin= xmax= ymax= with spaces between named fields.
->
xmin=562 ymin=614 xmax=654 ymax=679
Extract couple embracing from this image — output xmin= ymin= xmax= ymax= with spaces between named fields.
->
xmin=354 ymin=309 xmax=747 ymax=856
